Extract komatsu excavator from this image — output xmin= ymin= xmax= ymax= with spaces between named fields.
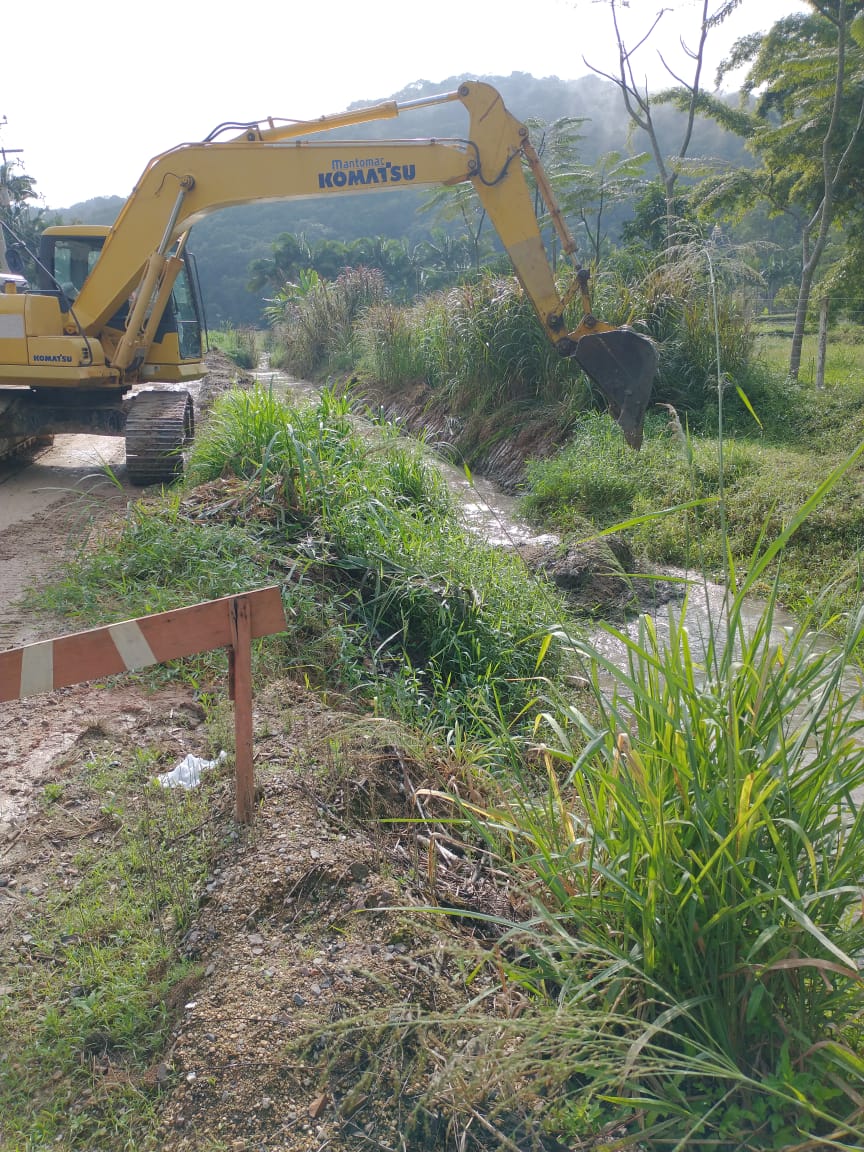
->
xmin=0 ymin=82 xmax=656 ymax=484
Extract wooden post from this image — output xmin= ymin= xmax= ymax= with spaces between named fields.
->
xmin=816 ymin=294 xmax=829 ymax=391
xmin=0 ymin=586 xmax=285 ymax=824
xmin=229 ymin=595 xmax=255 ymax=824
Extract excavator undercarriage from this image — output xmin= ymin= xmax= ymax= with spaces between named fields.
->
xmin=0 ymin=388 xmax=194 ymax=483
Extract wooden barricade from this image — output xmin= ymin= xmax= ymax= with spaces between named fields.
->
xmin=0 ymin=586 xmax=286 ymax=822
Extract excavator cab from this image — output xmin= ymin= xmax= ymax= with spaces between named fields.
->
xmin=36 ymin=226 xmax=204 ymax=380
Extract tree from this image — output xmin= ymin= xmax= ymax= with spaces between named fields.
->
xmin=413 ymin=228 xmax=476 ymax=290
xmin=246 ymin=232 xmax=313 ymax=293
xmin=621 ymin=182 xmax=698 ymax=254
xmin=716 ymin=2 xmax=864 ymax=380
xmin=583 ymin=0 xmax=748 ymax=243
xmin=0 ymin=158 xmax=42 ymax=276
xmin=418 ymin=181 xmax=494 ymax=274
xmin=554 ymin=150 xmax=649 ymax=267
xmin=249 ymin=231 xmax=427 ymax=307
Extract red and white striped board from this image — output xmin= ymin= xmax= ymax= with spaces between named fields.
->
xmin=0 ymin=586 xmax=286 ymax=822
xmin=0 ymin=587 xmax=285 ymax=701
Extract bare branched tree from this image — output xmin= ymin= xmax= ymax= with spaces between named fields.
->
xmin=582 ymin=0 xmax=744 ymax=243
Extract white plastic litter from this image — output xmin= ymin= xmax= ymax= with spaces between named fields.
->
xmin=157 ymin=750 xmax=227 ymax=789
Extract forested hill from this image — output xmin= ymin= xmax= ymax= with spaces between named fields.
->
xmin=61 ymin=72 xmax=751 ymax=325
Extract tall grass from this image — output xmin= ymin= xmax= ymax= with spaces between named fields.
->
xmin=422 ymin=404 xmax=864 ymax=1146
xmin=208 ymin=325 xmax=260 ymax=369
xmin=42 ymin=383 xmax=573 ymax=734
xmin=489 ymin=578 xmax=864 ymax=1146
xmin=353 ymin=272 xmax=587 ymax=413
xmin=269 ymin=266 xmax=388 ymax=378
xmin=599 ymin=230 xmax=768 ymax=432
xmin=355 ymin=302 xmax=424 ymax=387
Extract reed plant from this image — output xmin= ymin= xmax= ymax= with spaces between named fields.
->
xmin=355 ymin=272 xmax=585 ymax=411
xmin=427 ymin=427 xmax=864 ymax=1146
xmin=270 ymin=266 xmax=388 ymax=378
xmin=356 ymin=302 xmax=424 ymax=386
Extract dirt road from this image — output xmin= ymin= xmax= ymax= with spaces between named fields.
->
xmin=0 ymin=434 xmax=133 ymax=830
xmin=0 ymin=434 xmax=131 ymax=644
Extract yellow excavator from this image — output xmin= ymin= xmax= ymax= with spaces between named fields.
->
xmin=0 ymin=82 xmax=656 ymax=483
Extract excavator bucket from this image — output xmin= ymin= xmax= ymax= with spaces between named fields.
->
xmin=572 ymin=327 xmax=657 ymax=449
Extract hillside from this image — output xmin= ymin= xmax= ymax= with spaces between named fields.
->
xmin=58 ymin=72 xmax=752 ymax=325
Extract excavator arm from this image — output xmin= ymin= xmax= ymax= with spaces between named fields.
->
xmin=65 ymin=82 xmax=656 ymax=445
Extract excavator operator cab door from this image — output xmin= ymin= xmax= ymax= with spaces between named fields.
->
xmin=141 ymin=252 xmax=205 ymax=380
xmin=51 ymin=237 xmax=99 ymax=302
xmin=167 ymin=255 xmax=204 ymax=362
xmin=37 ymin=228 xmax=109 ymax=306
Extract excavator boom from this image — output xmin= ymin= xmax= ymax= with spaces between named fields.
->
xmin=0 ymin=81 xmax=656 ymax=478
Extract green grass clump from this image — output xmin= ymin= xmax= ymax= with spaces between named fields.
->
xmin=208 ymin=326 xmax=260 ymax=369
xmin=519 ymin=412 xmax=864 ymax=618
xmin=524 ymin=588 xmax=864 ymax=1147
xmin=186 ymin=382 xmax=360 ymax=497
xmin=429 ymin=564 xmax=864 ymax=1145
xmin=39 ymin=385 xmax=573 ymax=735
xmin=188 ymin=385 xmax=571 ymax=724
xmin=38 ymin=502 xmax=278 ymax=625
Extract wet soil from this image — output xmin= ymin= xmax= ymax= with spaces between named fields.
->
xmin=0 ymin=359 xmax=248 ymax=832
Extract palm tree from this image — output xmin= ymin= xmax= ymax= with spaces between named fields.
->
xmin=1 ymin=161 xmax=44 ymax=274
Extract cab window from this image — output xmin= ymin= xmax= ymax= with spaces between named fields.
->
xmin=52 ymin=238 xmax=104 ymax=300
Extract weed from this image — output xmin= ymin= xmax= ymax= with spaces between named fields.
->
xmin=270 ymin=266 xmax=388 ymax=378
xmin=0 ymin=745 xmax=225 ymax=1148
xmin=208 ymin=326 xmax=260 ymax=369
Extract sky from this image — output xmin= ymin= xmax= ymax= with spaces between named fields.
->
xmin=2 ymin=0 xmax=809 ymax=210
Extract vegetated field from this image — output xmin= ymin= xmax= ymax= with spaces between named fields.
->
xmin=514 ymin=319 xmax=864 ymax=627
xmin=5 ymin=350 xmax=864 ymax=1151
xmin=755 ymin=320 xmax=864 ymax=388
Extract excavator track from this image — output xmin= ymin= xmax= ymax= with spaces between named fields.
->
xmin=125 ymin=390 xmax=194 ymax=486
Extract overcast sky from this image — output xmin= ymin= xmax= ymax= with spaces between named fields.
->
xmin=2 ymin=0 xmax=808 ymax=209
